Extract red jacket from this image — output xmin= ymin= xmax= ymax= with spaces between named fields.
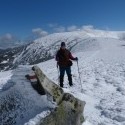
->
xmin=56 ymin=48 xmax=75 ymax=67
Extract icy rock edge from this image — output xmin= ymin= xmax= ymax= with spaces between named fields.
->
xmin=33 ymin=66 xmax=86 ymax=125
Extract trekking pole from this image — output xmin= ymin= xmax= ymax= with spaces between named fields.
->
xmin=77 ymin=60 xmax=84 ymax=93
xmin=57 ymin=64 xmax=60 ymax=85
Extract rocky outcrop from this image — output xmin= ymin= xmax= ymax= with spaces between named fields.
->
xmin=33 ymin=66 xmax=86 ymax=125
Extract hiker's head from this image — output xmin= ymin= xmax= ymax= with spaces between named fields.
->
xmin=61 ymin=42 xmax=66 ymax=49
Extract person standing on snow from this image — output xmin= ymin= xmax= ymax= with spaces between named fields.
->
xmin=56 ymin=42 xmax=78 ymax=87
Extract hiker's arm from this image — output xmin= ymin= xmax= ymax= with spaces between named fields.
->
xmin=69 ymin=52 xmax=77 ymax=60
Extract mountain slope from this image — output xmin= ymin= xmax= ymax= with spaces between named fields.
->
xmin=1 ymin=29 xmax=125 ymax=71
xmin=14 ymin=29 xmax=125 ymax=65
xmin=0 ymin=45 xmax=26 ymax=71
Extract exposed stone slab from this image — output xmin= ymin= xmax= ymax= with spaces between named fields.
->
xmin=33 ymin=66 xmax=86 ymax=125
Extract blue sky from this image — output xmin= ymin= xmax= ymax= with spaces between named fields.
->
xmin=0 ymin=0 xmax=125 ymax=41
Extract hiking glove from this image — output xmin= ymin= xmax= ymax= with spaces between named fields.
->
xmin=75 ymin=57 xmax=78 ymax=61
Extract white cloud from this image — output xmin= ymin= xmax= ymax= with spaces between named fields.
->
xmin=48 ymin=24 xmax=96 ymax=33
xmin=82 ymin=25 xmax=94 ymax=30
xmin=0 ymin=33 xmax=20 ymax=49
xmin=54 ymin=26 xmax=66 ymax=33
xmin=0 ymin=33 xmax=16 ymax=43
xmin=48 ymin=23 xmax=66 ymax=33
xmin=67 ymin=25 xmax=78 ymax=32
xmin=48 ymin=24 xmax=95 ymax=33
xmin=32 ymin=28 xmax=48 ymax=37
xmin=4 ymin=33 xmax=13 ymax=40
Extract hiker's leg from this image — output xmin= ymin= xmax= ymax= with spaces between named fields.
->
xmin=66 ymin=67 xmax=73 ymax=86
xmin=59 ymin=67 xmax=65 ymax=87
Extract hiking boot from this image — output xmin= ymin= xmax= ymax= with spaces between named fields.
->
xmin=70 ymin=84 xmax=73 ymax=87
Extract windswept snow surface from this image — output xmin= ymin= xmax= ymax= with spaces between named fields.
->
xmin=0 ymin=35 xmax=125 ymax=125
xmin=0 ymin=65 xmax=53 ymax=125
xmin=0 ymin=70 xmax=12 ymax=90
xmin=37 ymin=37 xmax=125 ymax=125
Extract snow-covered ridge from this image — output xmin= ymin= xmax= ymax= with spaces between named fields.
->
xmin=34 ymin=29 xmax=124 ymax=46
xmin=14 ymin=29 xmax=125 ymax=66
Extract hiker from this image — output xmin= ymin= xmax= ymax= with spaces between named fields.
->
xmin=56 ymin=42 xmax=78 ymax=87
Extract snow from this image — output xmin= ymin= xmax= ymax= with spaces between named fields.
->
xmin=0 ymin=65 xmax=55 ymax=125
xmin=82 ymin=120 xmax=93 ymax=125
xmin=24 ymin=110 xmax=51 ymax=125
xmin=1 ymin=29 xmax=125 ymax=125
xmin=37 ymin=58 xmax=125 ymax=125
xmin=0 ymin=70 xmax=12 ymax=90
xmin=36 ymin=37 xmax=125 ymax=125
xmin=1 ymin=60 xmax=9 ymax=64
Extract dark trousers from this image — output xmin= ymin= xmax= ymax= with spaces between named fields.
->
xmin=59 ymin=66 xmax=73 ymax=87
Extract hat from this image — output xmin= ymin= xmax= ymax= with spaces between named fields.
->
xmin=61 ymin=42 xmax=66 ymax=47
